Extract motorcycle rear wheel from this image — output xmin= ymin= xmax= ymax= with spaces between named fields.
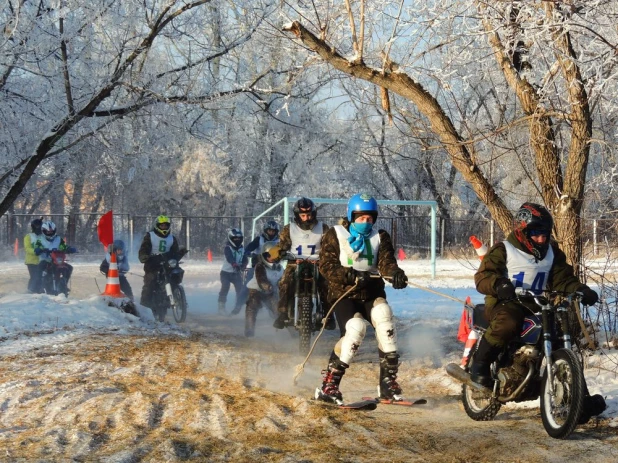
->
xmin=540 ymin=348 xmax=585 ymax=439
xmin=462 ymin=383 xmax=501 ymax=421
xmin=172 ymin=286 xmax=187 ymax=323
xmin=298 ymin=296 xmax=313 ymax=355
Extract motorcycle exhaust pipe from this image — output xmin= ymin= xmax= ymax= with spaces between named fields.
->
xmin=445 ymin=363 xmax=493 ymax=393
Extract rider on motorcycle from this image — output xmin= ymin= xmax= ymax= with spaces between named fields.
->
xmin=138 ymin=215 xmax=181 ymax=309
xmin=34 ymin=221 xmax=77 ymax=293
xmin=314 ymin=194 xmax=408 ymax=404
xmin=471 ymin=202 xmax=605 ymax=421
xmin=100 ymin=239 xmax=133 ymax=299
xmin=272 ymin=197 xmax=334 ymax=330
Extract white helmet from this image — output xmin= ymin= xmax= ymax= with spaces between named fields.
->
xmin=41 ymin=221 xmax=57 ymax=241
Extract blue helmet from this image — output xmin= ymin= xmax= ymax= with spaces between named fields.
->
xmin=347 ymin=194 xmax=378 ymax=222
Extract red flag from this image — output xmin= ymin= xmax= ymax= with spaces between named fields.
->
xmin=97 ymin=210 xmax=114 ymax=247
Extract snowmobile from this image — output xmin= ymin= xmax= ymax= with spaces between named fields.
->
xmin=446 ymin=288 xmax=603 ymax=439
xmin=150 ymin=248 xmax=188 ymax=323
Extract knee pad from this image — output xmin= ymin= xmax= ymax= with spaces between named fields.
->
xmin=371 ymin=300 xmax=397 ymax=353
xmin=335 ymin=317 xmax=367 ymax=365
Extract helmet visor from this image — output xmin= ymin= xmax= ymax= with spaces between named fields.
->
xmin=43 ymin=228 xmax=55 ymax=237
xmin=157 ymin=222 xmax=170 ymax=231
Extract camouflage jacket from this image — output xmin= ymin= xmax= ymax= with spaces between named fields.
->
xmin=475 ymin=232 xmax=587 ymax=311
xmin=319 ymin=218 xmax=401 ymax=302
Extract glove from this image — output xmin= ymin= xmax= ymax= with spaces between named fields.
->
xmin=580 ymin=287 xmax=599 ymax=306
xmin=231 ymin=262 xmax=240 ymax=272
xmin=66 ymin=246 xmax=77 ymax=254
xmin=145 ymin=254 xmax=163 ymax=271
xmin=344 ymin=268 xmax=371 ymax=288
xmin=34 ymin=247 xmax=44 ymax=256
xmin=391 ymin=269 xmax=408 ymax=289
xmin=495 ymin=278 xmax=516 ymax=301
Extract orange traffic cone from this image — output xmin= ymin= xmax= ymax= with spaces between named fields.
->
xmin=461 ymin=330 xmax=480 ymax=367
xmin=102 ymin=251 xmax=125 ymax=297
xmin=397 ymin=248 xmax=406 ymax=260
xmin=14 ymin=238 xmax=18 ymax=257
xmin=207 ymin=248 xmax=213 ymax=262
xmin=469 ymin=235 xmax=487 ymax=260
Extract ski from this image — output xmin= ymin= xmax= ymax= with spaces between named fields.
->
xmin=316 ymin=398 xmax=378 ymax=410
xmin=362 ymin=397 xmax=427 ymax=406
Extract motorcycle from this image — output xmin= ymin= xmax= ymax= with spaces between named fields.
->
xmin=41 ymin=249 xmax=74 ymax=297
xmin=151 ymin=249 xmax=188 ymax=323
xmin=446 ymin=288 xmax=587 ymax=439
xmin=284 ymin=253 xmax=326 ymax=355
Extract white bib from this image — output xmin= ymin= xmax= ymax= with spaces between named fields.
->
xmin=333 ymin=225 xmax=380 ymax=272
xmin=221 ymin=246 xmax=245 ymax=272
xmin=289 ymin=221 xmax=323 ymax=256
xmin=149 ymin=232 xmax=174 ymax=255
xmin=246 ymin=265 xmax=283 ymax=291
xmin=37 ymin=235 xmax=62 ymax=262
xmin=504 ymin=240 xmax=554 ymax=294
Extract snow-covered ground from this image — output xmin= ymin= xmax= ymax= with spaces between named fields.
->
xmin=1 ymin=257 xmax=617 ymax=461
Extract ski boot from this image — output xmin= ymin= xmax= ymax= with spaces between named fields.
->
xmin=377 ymin=352 xmax=403 ymax=401
xmin=273 ymin=312 xmax=289 ymax=329
xmin=230 ymin=305 xmax=243 ymax=316
xmin=315 ymin=355 xmax=348 ymax=405
xmin=245 ymin=305 xmax=257 ymax=337
xmin=218 ymin=301 xmax=226 ymax=315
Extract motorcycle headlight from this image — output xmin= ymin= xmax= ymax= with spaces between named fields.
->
xmin=168 ymin=259 xmax=178 ymax=268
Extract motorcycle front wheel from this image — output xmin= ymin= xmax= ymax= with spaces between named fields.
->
xmin=171 ymin=285 xmax=187 ymax=323
xmin=298 ymin=296 xmax=313 ymax=355
xmin=540 ymin=348 xmax=585 ymax=439
xmin=57 ymin=275 xmax=68 ymax=297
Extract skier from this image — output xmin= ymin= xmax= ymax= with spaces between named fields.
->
xmin=138 ymin=215 xmax=181 ymax=310
xmin=244 ymin=242 xmax=284 ymax=337
xmin=100 ymin=239 xmax=133 ymax=299
xmin=471 ymin=202 xmax=606 ymax=422
xmin=272 ymin=197 xmax=335 ymax=330
xmin=240 ymin=220 xmax=280 ymax=306
xmin=314 ymin=193 xmax=408 ymax=404
xmin=24 ymin=218 xmax=44 ymax=293
xmin=218 ymin=228 xmax=248 ymax=315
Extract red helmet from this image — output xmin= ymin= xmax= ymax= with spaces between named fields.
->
xmin=513 ymin=203 xmax=553 ymax=259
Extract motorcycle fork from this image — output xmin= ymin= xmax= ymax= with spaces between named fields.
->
xmin=293 ymin=266 xmax=301 ymax=325
xmin=541 ymin=302 xmax=556 ymax=396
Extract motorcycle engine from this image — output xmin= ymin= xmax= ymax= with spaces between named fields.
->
xmin=497 ymin=346 xmax=539 ymax=397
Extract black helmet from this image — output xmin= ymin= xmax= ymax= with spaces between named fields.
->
xmin=31 ymin=218 xmax=43 ymax=235
xmin=228 ymin=228 xmax=243 ymax=248
xmin=513 ymin=202 xmax=553 ymax=259
xmin=262 ymin=220 xmax=280 ymax=241
xmin=293 ymin=197 xmax=317 ymax=231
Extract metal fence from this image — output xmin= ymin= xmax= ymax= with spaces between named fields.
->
xmin=2 ymin=212 xmax=617 ymax=261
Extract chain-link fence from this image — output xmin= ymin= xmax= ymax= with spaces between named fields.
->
xmin=2 ymin=212 xmax=617 ymax=261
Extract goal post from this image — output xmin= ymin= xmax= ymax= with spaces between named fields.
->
xmin=252 ymin=197 xmax=438 ymax=278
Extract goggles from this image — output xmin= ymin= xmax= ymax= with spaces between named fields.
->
xmin=529 ymin=229 xmax=549 ymax=237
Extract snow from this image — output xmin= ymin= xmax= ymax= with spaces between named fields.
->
xmin=0 ymin=258 xmax=616 ymax=426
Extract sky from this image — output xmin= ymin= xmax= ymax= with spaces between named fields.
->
xmin=0 ymin=258 xmax=615 ymax=427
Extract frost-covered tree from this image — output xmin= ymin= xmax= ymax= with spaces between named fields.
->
xmin=281 ymin=0 xmax=618 ymax=267
xmin=0 ymin=0 xmax=275 ymax=216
